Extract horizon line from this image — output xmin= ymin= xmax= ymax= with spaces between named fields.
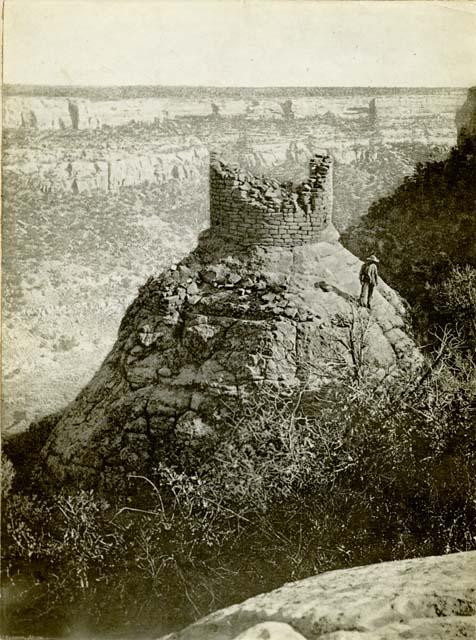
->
xmin=5 ymin=83 xmax=471 ymax=90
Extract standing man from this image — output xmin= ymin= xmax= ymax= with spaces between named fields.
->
xmin=359 ymin=255 xmax=379 ymax=309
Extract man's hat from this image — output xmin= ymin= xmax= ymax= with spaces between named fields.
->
xmin=367 ymin=255 xmax=379 ymax=263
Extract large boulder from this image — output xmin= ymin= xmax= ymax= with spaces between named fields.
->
xmin=162 ymin=551 xmax=476 ymax=640
xmin=37 ymin=228 xmax=421 ymax=488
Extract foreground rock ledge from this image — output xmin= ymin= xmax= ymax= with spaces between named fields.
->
xmin=162 ymin=551 xmax=476 ymax=640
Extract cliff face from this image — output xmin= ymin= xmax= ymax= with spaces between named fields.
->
xmin=4 ymin=90 xmax=464 ymax=134
xmin=4 ymin=89 xmax=462 ymax=200
xmin=3 ymin=95 xmax=377 ymax=130
xmin=2 ymin=136 xmax=395 ymax=198
xmin=37 ymin=157 xmax=421 ymax=488
xmin=4 ymin=136 xmax=208 ymax=194
xmin=4 ymin=97 xmax=170 ymax=130
xmin=456 ymin=86 xmax=476 ymax=148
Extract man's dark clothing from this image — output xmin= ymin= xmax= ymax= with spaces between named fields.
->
xmin=359 ymin=262 xmax=378 ymax=308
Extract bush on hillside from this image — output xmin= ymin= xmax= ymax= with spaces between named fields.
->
xmin=430 ymin=264 xmax=476 ymax=352
xmin=2 ymin=412 xmax=62 ymax=493
xmin=1 ymin=454 xmax=15 ymax=498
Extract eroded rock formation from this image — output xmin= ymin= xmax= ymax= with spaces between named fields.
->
xmin=4 ymin=136 xmax=208 ymax=194
xmin=4 ymin=91 xmax=463 ymax=132
xmin=456 ymin=86 xmax=476 ymax=148
xmin=162 ymin=551 xmax=476 ymax=640
xmin=4 ymin=97 xmax=169 ymax=130
xmin=37 ymin=156 xmax=421 ymax=488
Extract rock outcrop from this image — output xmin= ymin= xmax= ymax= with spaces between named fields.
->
xmin=37 ymin=156 xmax=421 ymax=488
xmin=162 ymin=551 xmax=476 ymax=640
xmin=455 ymin=86 xmax=476 ymax=148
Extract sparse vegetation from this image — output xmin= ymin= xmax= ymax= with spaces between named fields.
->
xmin=3 ymin=323 xmax=475 ymax=636
xmin=431 ymin=264 xmax=476 ymax=353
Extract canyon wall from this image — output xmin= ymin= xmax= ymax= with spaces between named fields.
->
xmin=4 ymin=137 xmax=209 ymax=194
xmin=3 ymin=96 xmax=376 ymax=130
xmin=4 ymin=97 xmax=169 ymax=130
xmin=4 ymin=91 xmax=464 ymax=135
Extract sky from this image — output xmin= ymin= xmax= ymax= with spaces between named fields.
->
xmin=3 ymin=0 xmax=476 ymax=87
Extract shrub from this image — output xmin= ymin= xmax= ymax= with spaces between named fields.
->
xmin=1 ymin=454 xmax=15 ymax=498
xmin=2 ymin=411 xmax=62 ymax=492
xmin=431 ymin=264 xmax=476 ymax=351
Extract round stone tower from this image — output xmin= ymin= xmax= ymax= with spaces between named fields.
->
xmin=209 ymin=153 xmax=334 ymax=247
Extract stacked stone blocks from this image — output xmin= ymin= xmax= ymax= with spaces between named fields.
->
xmin=209 ymin=152 xmax=333 ymax=247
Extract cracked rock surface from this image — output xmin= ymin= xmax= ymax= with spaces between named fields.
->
xmin=161 ymin=552 xmax=476 ymax=640
xmin=39 ymin=230 xmax=422 ymax=487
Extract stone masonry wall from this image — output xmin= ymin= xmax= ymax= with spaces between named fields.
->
xmin=209 ymin=153 xmax=333 ymax=246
